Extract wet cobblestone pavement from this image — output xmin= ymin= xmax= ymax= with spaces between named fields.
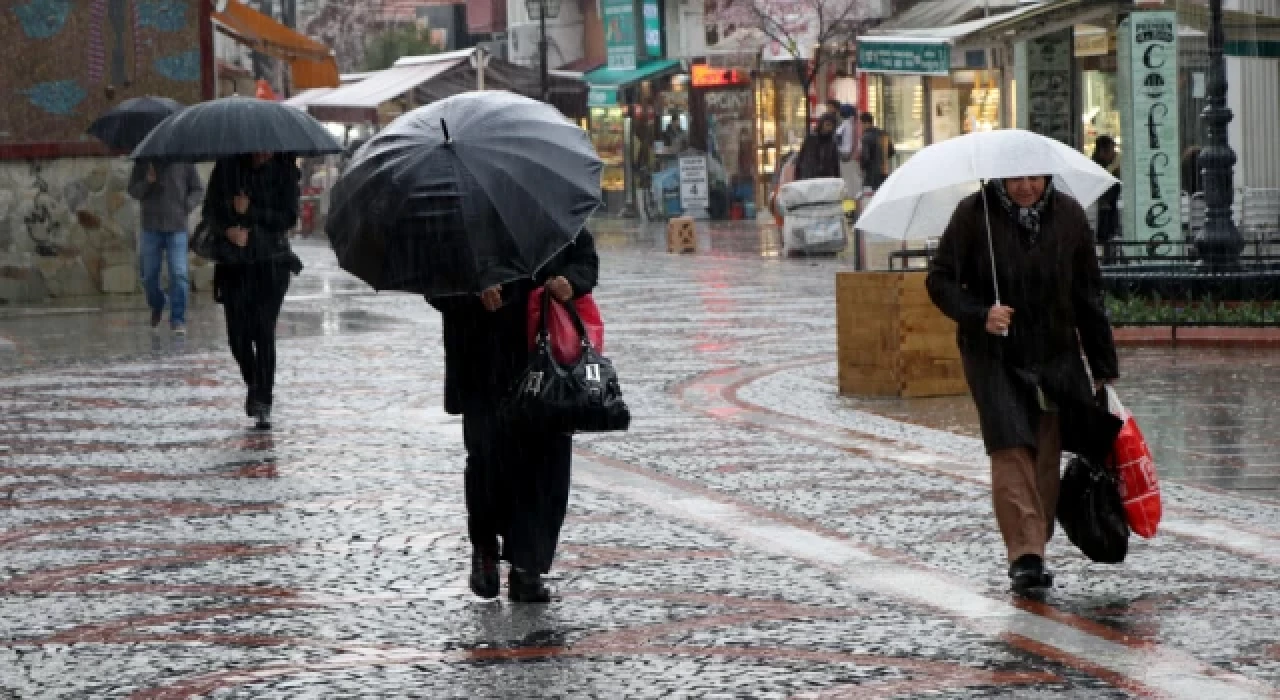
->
xmin=1 ymin=238 xmax=1278 ymax=698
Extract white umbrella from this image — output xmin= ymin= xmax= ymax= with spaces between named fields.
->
xmin=857 ymin=129 xmax=1119 ymax=241
xmin=856 ymin=128 xmax=1119 ymax=313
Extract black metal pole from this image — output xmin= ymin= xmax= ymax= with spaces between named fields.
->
xmin=1195 ymin=0 xmax=1243 ymax=267
xmin=539 ymin=0 xmax=550 ymax=103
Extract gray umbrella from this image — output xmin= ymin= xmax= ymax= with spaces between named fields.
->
xmin=131 ymin=97 xmax=342 ymax=162
xmin=326 ymin=91 xmax=603 ymax=297
xmin=87 ymin=96 xmax=184 ymax=152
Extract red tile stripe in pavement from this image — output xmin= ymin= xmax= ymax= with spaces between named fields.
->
xmin=699 ymin=358 xmax=1280 ymax=561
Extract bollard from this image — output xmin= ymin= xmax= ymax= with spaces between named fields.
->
xmin=666 ymin=217 xmax=698 ymax=254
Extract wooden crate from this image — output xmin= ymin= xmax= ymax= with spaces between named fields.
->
xmin=836 ymin=271 xmax=968 ymax=398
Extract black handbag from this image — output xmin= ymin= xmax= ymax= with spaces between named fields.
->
xmin=1057 ymin=455 xmax=1130 ymax=564
xmin=502 ymin=292 xmax=631 ymax=434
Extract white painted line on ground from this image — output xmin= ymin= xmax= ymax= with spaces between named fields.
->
xmin=722 ymin=368 xmax=1280 ymax=564
xmin=576 ymin=456 xmax=1270 ymax=700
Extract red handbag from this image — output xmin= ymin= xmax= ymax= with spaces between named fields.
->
xmin=527 ymin=288 xmax=604 ymax=366
xmin=1104 ymin=388 xmax=1162 ymax=538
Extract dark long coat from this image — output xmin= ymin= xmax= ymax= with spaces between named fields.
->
xmin=429 ymin=229 xmax=600 ymax=416
xmin=926 ymin=186 xmax=1122 ymax=458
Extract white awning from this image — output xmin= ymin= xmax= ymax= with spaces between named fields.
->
xmin=284 ymin=87 xmax=336 ymax=109
xmin=306 ymin=50 xmax=472 ymax=120
xmin=861 ymin=2 xmax=1044 ymax=44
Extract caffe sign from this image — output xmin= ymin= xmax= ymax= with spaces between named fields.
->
xmin=1124 ymin=11 xmax=1181 ymax=248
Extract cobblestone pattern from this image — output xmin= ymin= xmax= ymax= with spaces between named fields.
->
xmin=1 ymin=243 xmax=1277 ymax=696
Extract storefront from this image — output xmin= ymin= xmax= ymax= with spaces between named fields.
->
xmin=585 ymin=60 xmax=686 ymax=217
xmin=856 ymin=7 xmax=1030 ymax=164
xmin=857 ymin=39 xmax=1007 ymax=163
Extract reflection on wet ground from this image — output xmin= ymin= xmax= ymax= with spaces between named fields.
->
xmin=1 ymin=234 xmax=1278 ymax=697
xmin=842 ymin=347 xmax=1280 ymax=500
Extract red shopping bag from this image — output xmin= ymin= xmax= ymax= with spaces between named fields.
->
xmin=1104 ymin=387 xmax=1162 ymax=538
xmin=527 ymin=288 xmax=605 ymax=366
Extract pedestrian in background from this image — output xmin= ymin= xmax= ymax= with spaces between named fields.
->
xmin=202 ymin=152 xmax=303 ymax=430
xmin=794 ymin=113 xmax=842 ymax=181
xmin=1092 ymin=135 xmax=1122 ymax=265
xmin=430 ymin=227 xmax=599 ymax=604
xmin=128 ymin=160 xmax=204 ymax=335
xmin=926 ymin=175 xmax=1119 ymax=592
xmin=859 ymin=112 xmax=895 ymax=191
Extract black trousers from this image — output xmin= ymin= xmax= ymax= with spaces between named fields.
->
xmin=219 ymin=263 xmax=290 ymax=406
xmin=463 ymin=410 xmax=573 ymax=574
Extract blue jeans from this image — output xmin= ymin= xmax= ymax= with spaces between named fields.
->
xmin=140 ymin=230 xmax=189 ymax=326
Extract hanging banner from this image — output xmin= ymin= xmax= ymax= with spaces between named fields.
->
xmin=1122 ymin=11 xmax=1181 ymax=253
xmin=1023 ymin=30 xmax=1073 ymax=144
xmin=643 ymin=0 xmax=662 ymax=58
xmin=604 ymin=0 xmax=638 ymax=71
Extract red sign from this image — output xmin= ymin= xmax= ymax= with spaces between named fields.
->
xmin=692 ymin=65 xmax=750 ymax=88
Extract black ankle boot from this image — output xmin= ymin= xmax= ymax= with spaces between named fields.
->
xmin=1008 ymin=554 xmax=1054 ymax=591
xmin=253 ymin=402 xmax=272 ymax=430
xmin=469 ymin=549 xmax=500 ymax=599
xmin=508 ymin=567 xmax=551 ymax=603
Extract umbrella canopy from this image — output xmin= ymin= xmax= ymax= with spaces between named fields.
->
xmin=857 ymin=129 xmax=1119 ymax=240
xmin=131 ymin=96 xmax=342 ymax=162
xmin=326 ymin=91 xmax=603 ymax=298
xmin=87 ymin=96 xmax=184 ymax=151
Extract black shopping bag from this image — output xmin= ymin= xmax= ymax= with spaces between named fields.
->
xmin=1057 ymin=455 xmax=1130 ymax=564
xmin=502 ymin=293 xmax=631 ymax=434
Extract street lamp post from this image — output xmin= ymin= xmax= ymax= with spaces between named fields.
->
xmin=1195 ymin=0 xmax=1244 ymax=268
xmin=525 ymin=0 xmax=562 ymax=103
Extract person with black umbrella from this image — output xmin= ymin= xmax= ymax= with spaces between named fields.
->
xmin=127 ymin=159 xmax=203 ymax=334
xmin=325 ymin=91 xmax=608 ymax=602
xmin=430 ymin=220 xmax=600 ymax=603
xmin=202 ymin=152 xmax=304 ymax=430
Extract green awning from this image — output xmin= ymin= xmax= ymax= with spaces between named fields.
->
xmin=584 ymin=59 xmax=682 ymax=88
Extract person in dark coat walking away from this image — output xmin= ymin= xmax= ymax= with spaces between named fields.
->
xmin=202 ymin=152 xmax=303 ymax=430
xmin=926 ymin=176 xmax=1120 ymax=592
xmin=859 ymin=112 xmax=896 ymax=191
xmin=429 ymin=226 xmax=600 ymax=603
xmin=1092 ymin=136 xmax=1122 ymax=265
xmin=128 ymin=160 xmax=204 ymax=334
xmin=794 ymin=113 xmax=842 ymax=181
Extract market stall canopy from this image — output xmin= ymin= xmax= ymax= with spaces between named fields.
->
xmin=307 ymin=49 xmax=589 ymax=124
xmin=213 ymin=0 xmax=340 ymax=89
xmin=284 ymin=87 xmax=336 ymax=110
xmin=306 ymin=50 xmax=472 ymax=123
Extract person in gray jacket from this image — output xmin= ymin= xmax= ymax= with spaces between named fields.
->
xmin=128 ymin=161 xmax=204 ymax=334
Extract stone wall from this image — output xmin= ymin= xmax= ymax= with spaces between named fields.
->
xmin=0 ymin=158 xmax=213 ymax=304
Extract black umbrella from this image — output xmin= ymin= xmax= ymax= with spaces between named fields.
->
xmin=325 ymin=91 xmax=602 ymax=298
xmin=87 ymin=96 xmax=184 ymax=151
xmin=131 ymin=97 xmax=342 ymax=162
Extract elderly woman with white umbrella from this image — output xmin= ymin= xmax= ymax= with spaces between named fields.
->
xmin=858 ymin=130 xmax=1124 ymax=593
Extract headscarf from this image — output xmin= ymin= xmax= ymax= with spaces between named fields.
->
xmin=992 ymin=177 xmax=1054 ymax=244
xmin=794 ymin=114 xmax=842 ymax=181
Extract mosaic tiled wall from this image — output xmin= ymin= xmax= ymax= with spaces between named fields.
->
xmin=0 ymin=0 xmax=204 ymax=148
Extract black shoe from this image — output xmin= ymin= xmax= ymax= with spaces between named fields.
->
xmin=253 ymin=402 xmax=272 ymax=430
xmin=1009 ymin=554 xmax=1054 ymax=591
xmin=508 ymin=567 xmax=552 ymax=603
xmin=469 ymin=549 xmax=500 ymax=599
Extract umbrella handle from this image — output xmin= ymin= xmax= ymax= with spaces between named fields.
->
xmin=978 ymin=181 xmax=1008 ymax=337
